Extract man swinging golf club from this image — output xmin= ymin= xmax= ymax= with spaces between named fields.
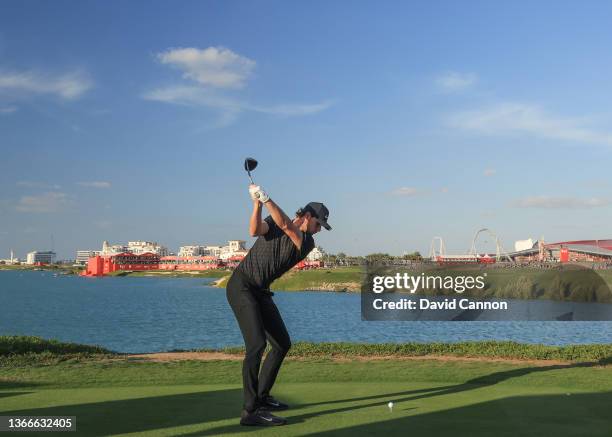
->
xmin=226 ymin=158 xmax=331 ymax=426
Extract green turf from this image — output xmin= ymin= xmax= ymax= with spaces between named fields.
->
xmin=269 ymin=266 xmax=364 ymax=291
xmin=1 ymin=357 xmax=611 ymax=436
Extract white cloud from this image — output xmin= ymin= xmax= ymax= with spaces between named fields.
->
xmin=17 ymin=181 xmax=61 ymax=190
xmin=436 ymin=72 xmax=477 ymax=91
xmin=249 ymin=101 xmax=335 ymax=117
xmin=391 ymin=187 xmax=419 ymax=196
xmin=483 ymin=168 xmax=496 ymax=177
xmin=0 ymin=105 xmax=17 ymax=114
xmin=94 ymin=220 xmax=112 ymax=229
xmin=15 ymin=192 xmax=71 ymax=213
xmin=143 ymin=85 xmax=332 ymax=121
xmin=512 ymin=196 xmax=610 ymax=209
xmin=77 ymin=181 xmax=111 ymax=189
xmin=157 ymin=47 xmax=255 ymax=89
xmin=146 ymin=46 xmax=333 ymax=127
xmin=143 ymin=85 xmax=240 ymax=108
xmin=450 ymin=102 xmax=612 ymax=147
xmin=0 ymin=69 xmax=93 ymax=100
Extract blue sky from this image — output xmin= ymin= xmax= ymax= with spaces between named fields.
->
xmin=2 ymin=1 xmax=612 ymax=259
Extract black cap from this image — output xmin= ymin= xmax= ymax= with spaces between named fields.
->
xmin=303 ymin=202 xmax=331 ymax=230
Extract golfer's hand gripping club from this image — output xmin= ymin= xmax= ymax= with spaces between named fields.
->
xmin=249 ymin=184 xmax=270 ymax=203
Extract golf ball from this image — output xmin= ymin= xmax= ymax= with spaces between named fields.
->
xmin=388 ymin=402 xmax=394 ymax=409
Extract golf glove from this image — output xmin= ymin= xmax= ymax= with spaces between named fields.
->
xmin=249 ymin=185 xmax=270 ymax=203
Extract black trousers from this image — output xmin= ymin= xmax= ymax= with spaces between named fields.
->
xmin=226 ymin=271 xmax=291 ymax=412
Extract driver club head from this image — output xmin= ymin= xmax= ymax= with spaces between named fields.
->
xmin=244 ymin=157 xmax=258 ymax=184
xmin=244 ymin=157 xmax=258 ymax=172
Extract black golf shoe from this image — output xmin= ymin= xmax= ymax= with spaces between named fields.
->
xmin=240 ymin=408 xmax=287 ymax=426
xmin=259 ymin=395 xmax=289 ymax=411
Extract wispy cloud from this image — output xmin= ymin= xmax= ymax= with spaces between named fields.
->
xmin=483 ymin=168 xmax=496 ymax=177
xmin=450 ymin=102 xmax=612 ymax=147
xmin=94 ymin=220 xmax=112 ymax=229
xmin=512 ymin=196 xmax=610 ymax=209
xmin=390 ymin=187 xmax=419 ymax=196
xmin=17 ymin=181 xmax=61 ymax=190
xmin=250 ymin=102 xmax=334 ymax=116
xmin=145 ymin=46 xmax=333 ymax=127
xmin=0 ymin=105 xmax=17 ymax=114
xmin=436 ymin=72 xmax=477 ymax=91
xmin=143 ymin=86 xmax=333 ymax=128
xmin=77 ymin=181 xmax=111 ymax=189
xmin=157 ymin=47 xmax=255 ymax=89
xmin=0 ymin=69 xmax=93 ymax=100
xmin=15 ymin=192 xmax=71 ymax=213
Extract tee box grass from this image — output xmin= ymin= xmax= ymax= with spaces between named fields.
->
xmin=1 ymin=337 xmax=611 ymax=436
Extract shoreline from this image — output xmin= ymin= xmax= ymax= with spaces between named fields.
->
xmin=4 ymin=265 xmax=612 ymax=303
xmin=3 ymin=337 xmax=612 ymax=364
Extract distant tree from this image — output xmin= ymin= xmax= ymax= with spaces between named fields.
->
xmin=365 ymin=253 xmax=393 ymax=264
xmin=402 ymin=251 xmax=422 ymax=261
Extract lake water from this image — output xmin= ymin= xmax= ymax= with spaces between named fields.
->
xmin=1 ymin=270 xmax=611 ymax=353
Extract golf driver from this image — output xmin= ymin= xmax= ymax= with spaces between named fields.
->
xmin=244 ymin=157 xmax=258 ymax=184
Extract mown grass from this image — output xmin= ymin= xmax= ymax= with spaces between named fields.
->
xmin=2 ymin=348 xmax=612 ymax=436
xmin=211 ymin=266 xmax=365 ymax=291
xmin=270 ymin=266 xmax=364 ymax=291
xmin=2 ymin=337 xmax=612 ymax=435
xmin=216 ymin=264 xmax=612 ymax=301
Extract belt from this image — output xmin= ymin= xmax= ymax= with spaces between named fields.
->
xmin=233 ymin=269 xmax=275 ymax=296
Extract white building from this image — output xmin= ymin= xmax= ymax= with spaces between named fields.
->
xmin=100 ymin=240 xmax=169 ymax=256
xmin=204 ymin=245 xmax=223 ymax=258
xmin=307 ymin=246 xmax=325 ymax=261
xmin=178 ymin=245 xmax=209 ymax=257
xmin=218 ymin=240 xmax=246 ymax=260
xmin=101 ymin=241 xmax=128 ymax=255
xmin=26 ymin=251 xmax=56 ymax=265
xmin=515 ymin=238 xmax=536 ymax=252
xmin=75 ymin=250 xmax=101 ymax=265
xmin=127 ymin=241 xmax=169 ymax=256
xmin=1 ymin=250 xmax=20 ymax=265
xmin=228 ymin=240 xmax=246 ymax=252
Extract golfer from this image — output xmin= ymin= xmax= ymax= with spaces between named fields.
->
xmin=226 ymin=184 xmax=331 ymax=426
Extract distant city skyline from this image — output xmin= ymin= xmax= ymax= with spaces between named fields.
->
xmin=2 ymin=1 xmax=612 ymax=259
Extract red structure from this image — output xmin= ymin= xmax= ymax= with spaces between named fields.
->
xmin=159 ymin=256 xmax=226 ymax=271
xmin=434 ymin=255 xmax=495 ymax=265
xmin=82 ymin=253 xmax=235 ymax=276
xmin=82 ymin=253 xmax=160 ymax=277
xmin=223 ymin=255 xmax=246 ymax=269
xmin=559 ymin=247 xmax=570 ymax=263
xmin=548 ymin=239 xmax=612 ymax=251
xmin=294 ymin=260 xmax=324 ymax=270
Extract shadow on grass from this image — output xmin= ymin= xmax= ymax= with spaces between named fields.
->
xmin=4 ymin=361 xmax=611 ymax=436
xmin=178 ymin=361 xmax=609 ymax=436
xmin=0 ymin=392 xmax=34 ymax=400
xmin=2 ymin=388 xmax=243 ymax=436
xmin=311 ymin=392 xmax=612 ymax=437
xmin=0 ymin=380 xmax=42 ymax=389
xmin=0 ymin=380 xmax=40 ymax=400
